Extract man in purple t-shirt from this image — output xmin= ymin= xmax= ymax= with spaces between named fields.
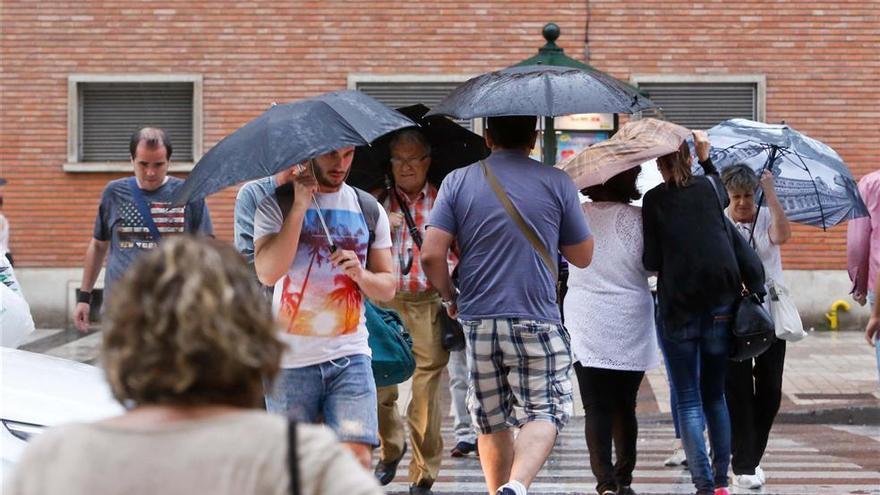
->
xmin=421 ymin=116 xmax=593 ymax=495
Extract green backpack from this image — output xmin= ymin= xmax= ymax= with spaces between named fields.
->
xmin=274 ymin=183 xmax=415 ymax=387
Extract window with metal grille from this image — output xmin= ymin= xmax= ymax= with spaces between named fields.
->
xmin=78 ymin=82 xmax=194 ymax=162
xmin=636 ymin=82 xmax=758 ymax=130
xmin=354 ymin=81 xmax=472 ymax=130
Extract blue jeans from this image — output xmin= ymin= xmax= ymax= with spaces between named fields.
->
xmin=265 ymin=353 xmax=379 ymax=446
xmin=656 ymin=322 xmax=681 ymax=438
xmin=660 ymin=304 xmax=733 ymax=491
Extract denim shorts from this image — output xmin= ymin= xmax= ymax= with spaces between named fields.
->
xmin=461 ymin=318 xmax=573 ymax=434
xmin=265 ymin=353 xmax=379 ymax=446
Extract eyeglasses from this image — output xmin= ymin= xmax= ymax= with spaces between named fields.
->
xmin=390 ymin=154 xmax=429 ymax=168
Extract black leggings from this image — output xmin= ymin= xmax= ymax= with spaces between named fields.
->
xmin=574 ymin=362 xmax=645 ymax=494
xmin=726 ymin=338 xmax=786 ymax=475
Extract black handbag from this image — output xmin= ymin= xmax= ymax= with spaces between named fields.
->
xmin=707 ymin=176 xmax=776 ymax=362
xmin=439 ymin=309 xmax=465 ymax=352
xmin=440 ymin=266 xmax=465 ymax=352
xmin=729 ymin=292 xmax=776 ymax=362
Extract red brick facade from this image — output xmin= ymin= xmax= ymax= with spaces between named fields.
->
xmin=1 ymin=1 xmax=876 ymax=270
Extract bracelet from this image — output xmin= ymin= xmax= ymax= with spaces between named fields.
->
xmin=77 ymin=291 xmax=92 ymax=305
xmin=441 ymin=288 xmax=460 ymax=308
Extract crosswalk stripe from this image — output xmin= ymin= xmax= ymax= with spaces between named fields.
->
xmin=385 ymin=417 xmax=880 ymax=494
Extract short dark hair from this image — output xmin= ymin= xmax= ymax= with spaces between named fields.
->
xmin=581 ymin=166 xmax=642 ymax=204
xmin=486 ymin=116 xmax=538 ymax=149
xmin=129 ymin=127 xmax=173 ymax=160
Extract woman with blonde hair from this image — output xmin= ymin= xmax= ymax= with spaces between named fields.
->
xmin=642 ymin=131 xmax=741 ymax=495
xmin=6 ymin=236 xmax=382 ymax=495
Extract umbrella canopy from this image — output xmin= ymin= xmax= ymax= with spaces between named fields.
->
xmin=347 ymin=104 xmax=490 ymax=192
xmin=557 ymin=118 xmax=690 ymax=189
xmin=701 ymin=118 xmax=868 ymax=229
xmin=173 ymin=90 xmax=415 ymax=204
xmin=426 ymin=64 xmax=656 ymax=120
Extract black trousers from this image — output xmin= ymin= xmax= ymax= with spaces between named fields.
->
xmin=574 ymin=362 xmax=645 ymax=494
xmin=725 ymin=338 xmax=786 ymax=475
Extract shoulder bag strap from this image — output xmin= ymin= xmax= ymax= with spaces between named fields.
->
xmin=391 ymin=187 xmax=423 ymax=249
xmin=706 ymin=176 xmax=748 ymax=294
xmin=288 ymin=420 xmax=300 ymax=495
xmin=126 ymin=177 xmax=163 ymax=242
xmin=480 ymin=160 xmax=557 ymax=279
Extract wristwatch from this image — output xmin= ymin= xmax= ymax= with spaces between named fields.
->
xmin=441 ymin=288 xmax=460 ymax=309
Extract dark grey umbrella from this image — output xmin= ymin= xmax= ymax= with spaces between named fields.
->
xmin=347 ymin=104 xmax=489 ymax=192
xmin=426 ymin=64 xmax=655 ymax=120
xmin=173 ymin=90 xmax=415 ymax=204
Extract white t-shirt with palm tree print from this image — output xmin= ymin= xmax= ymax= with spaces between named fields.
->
xmin=254 ymin=184 xmax=392 ymax=368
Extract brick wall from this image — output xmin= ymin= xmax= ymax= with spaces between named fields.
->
xmin=0 ymin=1 xmax=587 ymax=267
xmin=586 ymin=0 xmax=879 ymax=269
xmin=1 ymin=1 xmax=876 ymax=270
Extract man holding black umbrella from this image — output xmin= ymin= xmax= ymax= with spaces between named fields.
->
xmin=422 ymin=116 xmax=594 ymax=495
xmin=253 ymin=146 xmax=396 ymax=469
xmin=372 ymin=129 xmax=456 ymax=495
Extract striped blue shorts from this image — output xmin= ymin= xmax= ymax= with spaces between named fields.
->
xmin=460 ymin=318 xmax=574 ymax=434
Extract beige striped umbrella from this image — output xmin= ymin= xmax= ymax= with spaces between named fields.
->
xmin=557 ymin=118 xmax=691 ymax=189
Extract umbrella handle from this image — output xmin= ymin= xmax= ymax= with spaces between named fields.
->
xmin=399 ymin=247 xmax=414 ymax=276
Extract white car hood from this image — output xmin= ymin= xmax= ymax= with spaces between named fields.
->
xmin=1 ymin=348 xmax=123 ymax=427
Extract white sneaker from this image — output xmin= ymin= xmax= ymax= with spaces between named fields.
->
xmin=755 ymin=466 xmax=766 ymax=483
xmin=663 ymin=447 xmax=687 ymax=467
xmin=733 ymin=473 xmax=764 ymax=489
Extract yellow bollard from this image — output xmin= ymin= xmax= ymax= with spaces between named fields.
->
xmin=825 ymin=299 xmax=851 ymax=330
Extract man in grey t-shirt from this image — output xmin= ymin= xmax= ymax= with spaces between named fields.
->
xmin=73 ymin=128 xmax=212 ymax=332
xmin=421 ymin=116 xmax=593 ymax=495
xmin=233 ymin=167 xmax=296 ymax=266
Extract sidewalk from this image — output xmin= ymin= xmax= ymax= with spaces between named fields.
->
xmin=644 ymin=330 xmax=880 ymax=424
xmin=21 ymin=326 xmax=879 ymax=425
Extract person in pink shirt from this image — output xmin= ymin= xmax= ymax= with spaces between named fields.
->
xmin=847 ymin=169 xmax=880 ymax=380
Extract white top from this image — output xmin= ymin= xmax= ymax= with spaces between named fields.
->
xmin=563 ymin=202 xmax=659 ymax=371
xmin=728 ymin=207 xmax=784 ymax=285
xmin=254 ymin=184 xmax=392 ymax=369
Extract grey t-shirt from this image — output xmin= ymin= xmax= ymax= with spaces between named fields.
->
xmin=93 ymin=177 xmax=212 ymax=295
xmin=234 ymin=176 xmax=278 ymax=264
xmin=428 ymin=150 xmax=591 ymax=323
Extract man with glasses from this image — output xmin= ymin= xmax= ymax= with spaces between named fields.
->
xmin=372 ymin=130 xmax=451 ymax=495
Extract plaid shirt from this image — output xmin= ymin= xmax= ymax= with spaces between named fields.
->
xmin=383 ymin=183 xmax=455 ymax=294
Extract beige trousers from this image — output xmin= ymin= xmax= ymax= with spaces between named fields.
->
xmin=376 ymin=290 xmax=450 ymax=485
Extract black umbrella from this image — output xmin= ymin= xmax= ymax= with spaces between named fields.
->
xmin=173 ymin=90 xmax=415 ymax=204
xmin=426 ymin=64 xmax=655 ymax=120
xmin=346 ymin=104 xmax=490 ymax=192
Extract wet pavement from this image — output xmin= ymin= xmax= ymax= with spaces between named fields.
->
xmin=18 ymin=327 xmax=880 ymax=494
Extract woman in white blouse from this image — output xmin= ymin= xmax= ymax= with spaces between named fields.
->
xmin=564 ymin=165 xmax=658 ymax=495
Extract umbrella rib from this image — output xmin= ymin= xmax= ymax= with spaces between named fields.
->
xmin=320 ymin=101 xmax=373 ymax=143
xmin=543 ymin=71 xmax=554 ymax=116
xmin=793 ymin=150 xmax=828 ymax=231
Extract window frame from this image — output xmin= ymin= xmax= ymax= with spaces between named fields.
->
xmin=65 ymin=74 xmax=203 ymax=172
xmin=630 ymin=74 xmax=767 ymax=125
xmin=347 ymin=73 xmax=483 ymax=135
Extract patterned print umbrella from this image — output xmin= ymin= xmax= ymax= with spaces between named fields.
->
xmin=557 ymin=118 xmax=690 ymax=189
xmin=702 ymin=119 xmax=868 ymax=229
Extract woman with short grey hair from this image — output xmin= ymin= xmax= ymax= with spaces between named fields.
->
xmin=721 ymin=163 xmax=791 ymax=490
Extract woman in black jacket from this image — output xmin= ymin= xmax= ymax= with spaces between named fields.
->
xmin=642 ymin=131 xmax=739 ymax=495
